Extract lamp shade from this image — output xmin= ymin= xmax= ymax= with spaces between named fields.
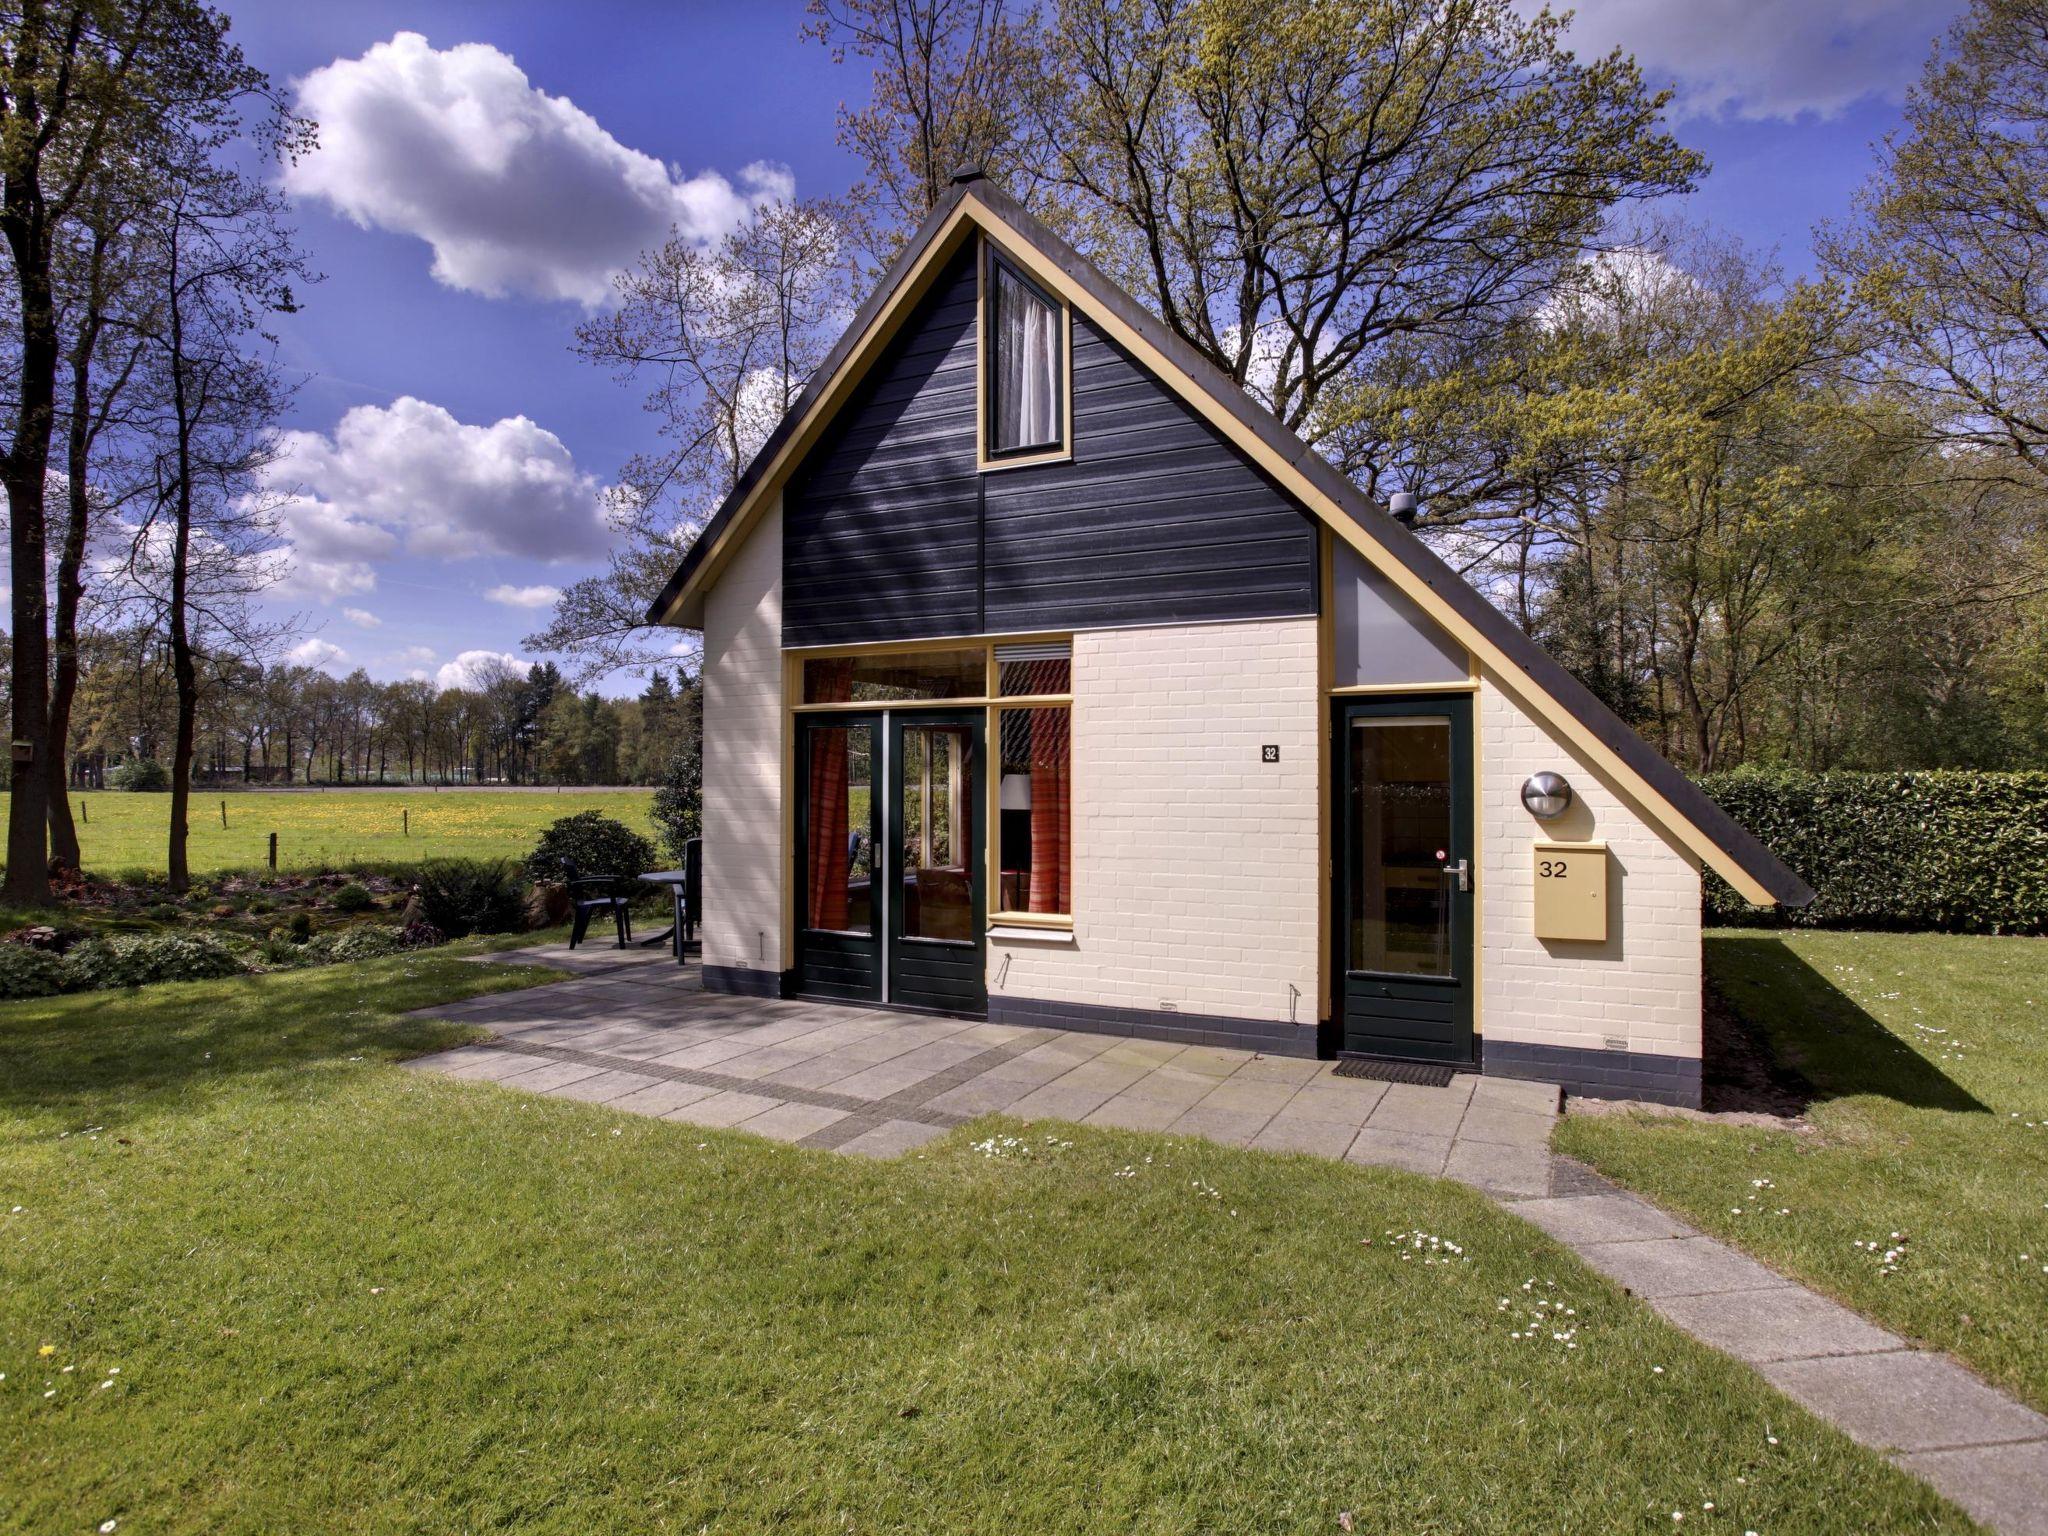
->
xmin=1520 ymin=771 xmax=1573 ymax=820
xmin=1000 ymin=772 xmax=1033 ymax=810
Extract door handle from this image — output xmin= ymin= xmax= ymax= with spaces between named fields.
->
xmin=1442 ymin=859 xmax=1470 ymax=892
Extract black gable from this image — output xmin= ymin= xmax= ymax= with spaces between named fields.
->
xmin=780 ymin=241 xmax=1316 ymax=649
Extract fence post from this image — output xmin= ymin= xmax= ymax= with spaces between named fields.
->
xmin=403 ymin=807 xmax=409 ymax=838
xmin=268 ymin=831 xmax=278 ymax=871
xmin=220 ymin=799 xmax=228 ymax=829
xmin=78 ymin=797 xmax=87 ymax=825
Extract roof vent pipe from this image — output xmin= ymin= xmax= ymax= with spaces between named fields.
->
xmin=1389 ymin=491 xmax=1419 ymax=526
xmin=950 ymin=164 xmax=987 ymax=187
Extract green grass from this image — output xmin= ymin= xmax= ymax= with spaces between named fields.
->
xmin=12 ymin=788 xmax=658 ymax=876
xmin=1559 ymin=930 xmax=2048 ymax=1414
xmin=0 ymin=957 xmax=1967 ymax=1532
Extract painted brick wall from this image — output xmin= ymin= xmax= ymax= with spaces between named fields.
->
xmin=991 ymin=616 xmax=1320 ymax=1033
xmin=1478 ymin=667 xmax=1702 ymax=1062
xmin=701 ymin=499 xmax=784 ymax=976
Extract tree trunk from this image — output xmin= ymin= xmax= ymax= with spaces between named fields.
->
xmin=165 ymin=233 xmax=196 ymax=894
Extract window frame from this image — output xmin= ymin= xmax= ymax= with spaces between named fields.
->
xmin=978 ymin=240 xmax=1073 ymax=471
xmin=788 ymin=636 xmax=1076 ymax=930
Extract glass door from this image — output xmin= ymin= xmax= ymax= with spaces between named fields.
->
xmin=887 ymin=711 xmax=986 ymax=1015
xmin=794 ymin=713 xmax=882 ymax=1002
xmin=1333 ymin=695 xmax=1474 ymax=1063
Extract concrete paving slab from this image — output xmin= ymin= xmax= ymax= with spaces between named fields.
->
xmin=663 ymin=1090 xmax=786 ymax=1129
xmin=1231 ymin=1055 xmax=1323 ymax=1086
xmin=1511 ymin=1194 xmax=1695 ymax=1246
xmin=1118 ymin=1067 xmax=1230 ymax=1109
xmin=443 ymin=1051 xmax=556 ymax=1083
xmin=922 ymin=1075 xmax=1040 ymax=1116
xmin=1250 ymin=1117 xmax=1361 ymax=1158
xmin=646 ymin=1037 xmax=768 ymax=1070
xmin=1084 ymin=1094 xmax=1189 ymax=1132
xmin=405 ymin=1046 xmax=501 ymax=1074
xmin=830 ymin=1059 xmax=948 ymax=1101
xmin=1576 ymin=1236 xmax=1792 ymax=1299
xmin=1898 ymin=1441 xmax=2048 ymax=1536
xmin=1193 ymin=1078 xmax=1301 ymax=1117
xmin=606 ymin=1079 xmax=722 ymax=1117
xmin=1165 ymin=1104 xmax=1274 ymax=1147
xmin=1650 ymin=1288 xmax=1905 ymax=1364
xmin=736 ymin=1101 xmax=851 ymax=1143
xmin=1444 ymin=1138 xmax=1551 ymax=1198
xmin=1345 ymin=1127 xmax=1452 ymax=1177
xmin=1454 ymin=1105 xmax=1558 ymax=1149
xmin=1470 ymin=1075 xmax=1564 ymax=1114
xmin=1008 ymin=1079 xmax=1121 ymax=1123
xmin=1761 ymin=1353 xmax=2048 ymax=1454
xmin=838 ymin=1118 xmax=950 ymax=1158
xmin=545 ymin=1068 xmax=661 ymax=1104
xmin=1097 ymin=1038 xmax=1188 ymax=1068
xmin=708 ymin=1043 xmax=838 ymax=1082
xmin=759 ymin=1052 xmax=872 ymax=1091
xmin=1280 ymin=1081 xmax=1387 ymax=1125
xmin=495 ymin=1060 xmax=608 ymax=1094
xmin=1365 ymin=1085 xmax=1469 ymax=1137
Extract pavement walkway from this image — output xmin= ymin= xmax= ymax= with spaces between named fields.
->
xmin=405 ymin=944 xmax=2048 ymax=1534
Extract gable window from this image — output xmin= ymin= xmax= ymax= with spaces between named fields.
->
xmin=985 ymin=247 xmax=1065 ymax=460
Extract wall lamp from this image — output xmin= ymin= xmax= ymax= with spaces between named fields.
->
xmin=1520 ymin=772 xmax=1574 ymax=820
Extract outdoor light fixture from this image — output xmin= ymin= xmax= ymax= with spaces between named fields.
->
xmin=1521 ymin=771 xmax=1574 ymax=820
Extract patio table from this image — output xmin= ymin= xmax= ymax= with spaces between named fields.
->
xmin=636 ymin=869 xmax=694 ymax=961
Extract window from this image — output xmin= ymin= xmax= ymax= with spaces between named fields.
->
xmin=803 ymin=648 xmax=985 ymax=704
xmin=985 ymin=248 xmax=1064 ymax=460
xmin=994 ymin=641 xmax=1072 ymax=920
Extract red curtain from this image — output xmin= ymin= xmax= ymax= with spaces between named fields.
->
xmin=1028 ymin=708 xmax=1070 ymax=914
xmin=805 ymin=660 xmax=855 ymax=931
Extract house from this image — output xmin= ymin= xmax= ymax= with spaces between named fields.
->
xmin=646 ymin=173 xmax=1813 ymax=1109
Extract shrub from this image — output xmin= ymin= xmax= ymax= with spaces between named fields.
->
xmin=64 ymin=934 xmax=248 ymax=990
xmin=1700 ymin=768 xmax=2048 ymax=934
xmin=331 ymin=883 xmax=375 ymax=913
xmin=525 ymin=811 xmax=657 ymax=887
xmin=652 ymin=744 xmax=702 ymax=865
xmin=288 ymin=911 xmax=313 ymax=943
xmin=109 ymin=758 xmax=169 ymax=792
xmin=414 ymin=859 xmax=526 ymax=938
xmin=301 ymin=926 xmax=406 ymax=964
xmin=0 ymin=944 xmax=70 ymax=1000
xmin=397 ymin=918 xmax=445 ymax=950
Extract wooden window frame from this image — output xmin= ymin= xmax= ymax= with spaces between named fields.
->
xmin=977 ymin=239 xmax=1073 ymax=472
xmin=787 ymin=635 xmax=1076 ymax=932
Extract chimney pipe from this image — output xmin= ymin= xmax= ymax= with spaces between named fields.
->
xmin=950 ymin=165 xmax=987 ymax=187
xmin=1389 ymin=491 xmax=1419 ymax=526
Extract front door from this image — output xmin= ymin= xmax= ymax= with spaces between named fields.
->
xmin=794 ymin=709 xmax=986 ymax=1015
xmin=1333 ymin=695 xmax=1475 ymax=1064
xmin=887 ymin=711 xmax=986 ymax=1015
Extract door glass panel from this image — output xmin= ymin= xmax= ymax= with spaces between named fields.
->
xmin=804 ymin=725 xmax=872 ymax=934
xmin=1348 ymin=719 xmax=1453 ymax=977
xmin=900 ymin=724 xmax=975 ymax=941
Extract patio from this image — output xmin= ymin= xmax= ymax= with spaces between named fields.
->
xmin=405 ymin=946 xmax=1561 ymax=1196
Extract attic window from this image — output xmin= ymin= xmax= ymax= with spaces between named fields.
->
xmin=985 ymin=247 xmax=1065 ymax=461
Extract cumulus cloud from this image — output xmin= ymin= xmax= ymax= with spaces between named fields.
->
xmin=342 ymin=606 xmax=381 ymax=628
xmin=286 ymin=32 xmax=793 ymax=303
xmin=436 ymin=648 xmax=526 ymax=690
xmin=288 ymin=638 xmax=351 ymax=675
xmin=392 ymin=644 xmax=437 ymax=667
xmin=263 ymin=397 xmax=607 ymax=599
xmin=485 ymin=582 xmax=562 ymax=609
xmin=1526 ymin=0 xmax=1961 ymax=121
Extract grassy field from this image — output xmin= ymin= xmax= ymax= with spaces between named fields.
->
xmin=9 ymin=788 xmax=659 ymax=877
xmin=1560 ymin=929 xmax=2048 ymax=1414
xmin=0 ymin=955 xmax=1967 ymax=1533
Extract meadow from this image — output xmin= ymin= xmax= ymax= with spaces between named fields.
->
xmin=7 ymin=788 xmax=661 ymax=876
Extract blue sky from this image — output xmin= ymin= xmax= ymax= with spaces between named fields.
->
xmin=231 ymin=0 xmax=1964 ymax=694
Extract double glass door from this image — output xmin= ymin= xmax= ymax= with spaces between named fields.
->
xmin=1333 ymin=695 xmax=1475 ymax=1063
xmin=795 ymin=710 xmax=986 ymax=1015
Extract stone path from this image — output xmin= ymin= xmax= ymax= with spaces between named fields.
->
xmin=410 ymin=945 xmax=2048 ymax=1534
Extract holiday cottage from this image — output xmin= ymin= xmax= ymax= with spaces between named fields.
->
xmin=646 ymin=174 xmax=1813 ymax=1108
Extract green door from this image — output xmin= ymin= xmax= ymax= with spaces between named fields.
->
xmin=794 ymin=713 xmax=883 ymax=1003
xmin=885 ymin=711 xmax=987 ymax=1016
xmin=1333 ymin=695 xmax=1475 ymax=1064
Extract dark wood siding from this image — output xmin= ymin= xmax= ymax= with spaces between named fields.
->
xmin=781 ymin=241 xmax=1317 ymax=646
xmin=782 ymin=251 xmax=981 ymax=649
xmin=983 ymin=317 xmax=1315 ymax=631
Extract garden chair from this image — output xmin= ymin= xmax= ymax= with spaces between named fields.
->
xmin=562 ymin=859 xmax=633 ymax=950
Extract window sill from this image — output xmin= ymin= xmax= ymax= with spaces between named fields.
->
xmin=988 ymin=923 xmax=1075 ymax=945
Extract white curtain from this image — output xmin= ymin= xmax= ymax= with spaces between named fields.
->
xmin=995 ymin=267 xmax=1058 ymax=450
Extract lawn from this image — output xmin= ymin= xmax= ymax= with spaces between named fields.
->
xmin=8 ymin=788 xmax=658 ymax=877
xmin=0 ymin=957 xmax=1967 ymax=1532
xmin=1560 ymin=929 xmax=2048 ymax=1415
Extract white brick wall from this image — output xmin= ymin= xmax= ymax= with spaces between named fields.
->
xmin=991 ymin=617 xmax=1321 ymax=1032
xmin=700 ymin=499 xmax=784 ymax=975
xmin=1477 ymin=667 xmax=1702 ymax=1059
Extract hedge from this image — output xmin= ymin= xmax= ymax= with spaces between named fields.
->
xmin=1698 ymin=769 xmax=2048 ymax=934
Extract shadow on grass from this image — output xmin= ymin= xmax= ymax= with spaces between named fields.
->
xmin=1704 ymin=934 xmax=1986 ymax=1116
xmin=0 ymin=957 xmax=522 ymax=1125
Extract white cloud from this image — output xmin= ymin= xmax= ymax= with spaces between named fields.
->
xmin=436 ymin=648 xmax=526 ymax=691
xmin=1536 ymin=246 xmax=1698 ymax=332
xmin=263 ymin=397 xmax=607 ymax=598
xmin=288 ymin=638 xmax=351 ymax=675
xmin=285 ymin=32 xmax=793 ymax=303
xmin=392 ymin=644 xmax=436 ymax=667
xmin=1527 ymin=0 xmax=1961 ymax=121
xmin=342 ymin=606 xmax=381 ymax=628
xmin=485 ymin=582 xmax=562 ymax=609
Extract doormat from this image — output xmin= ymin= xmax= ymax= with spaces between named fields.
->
xmin=1332 ymin=1057 xmax=1456 ymax=1088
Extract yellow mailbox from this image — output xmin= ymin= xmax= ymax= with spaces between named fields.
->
xmin=1533 ymin=842 xmax=1608 ymax=942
